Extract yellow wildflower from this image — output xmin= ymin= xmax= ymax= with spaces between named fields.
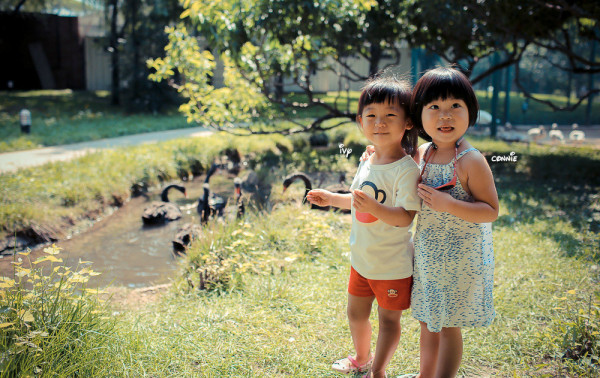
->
xmin=0 ymin=277 xmax=15 ymax=288
xmin=43 ymin=244 xmax=61 ymax=255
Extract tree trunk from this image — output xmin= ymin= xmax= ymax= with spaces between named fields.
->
xmin=130 ymin=0 xmax=140 ymax=102
xmin=13 ymin=0 xmax=27 ymax=13
xmin=566 ymin=71 xmax=572 ymax=107
xmin=368 ymin=43 xmax=382 ymax=78
xmin=110 ymin=0 xmax=120 ymax=106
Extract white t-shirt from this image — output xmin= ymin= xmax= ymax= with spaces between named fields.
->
xmin=349 ymin=155 xmax=421 ymax=280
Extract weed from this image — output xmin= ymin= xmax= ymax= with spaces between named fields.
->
xmin=0 ymin=244 xmax=114 ymax=376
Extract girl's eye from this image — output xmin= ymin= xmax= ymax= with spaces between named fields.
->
xmin=428 ymin=105 xmax=439 ymax=110
xmin=452 ymin=103 xmax=462 ymax=108
xmin=387 ymin=113 xmax=396 ymax=117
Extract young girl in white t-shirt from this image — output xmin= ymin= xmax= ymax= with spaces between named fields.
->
xmin=306 ymin=76 xmax=421 ymax=378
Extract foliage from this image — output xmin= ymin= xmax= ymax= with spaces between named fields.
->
xmin=149 ymin=0 xmax=413 ymax=134
xmin=551 ymin=292 xmax=600 ymax=373
xmin=149 ymin=24 xmax=276 ymax=133
xmin=149 ymin=0 xmax=600 ymax=132
xmin=0 ymin=244 xmax=113 ymax=376
xmin=179 ymin=208 xmax=339 ymax=292
xmin=114 ymin=0 xmax=184 ymax=111
xmin=0 ymin=133 xmax=293 ymax=237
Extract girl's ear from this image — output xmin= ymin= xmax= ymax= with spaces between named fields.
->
xmin=405 ymin=118 xmax=413 ymax=130
xmin=357 ymin=115 xmax=363 ymax=129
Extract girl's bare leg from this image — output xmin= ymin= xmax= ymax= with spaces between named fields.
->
xmin=417 ymin=322 xmax=463 ymax=378
xmin=347 ymin=294 xmax=375 ymax=365
xmin=435 ymin=327 xmax=462 ymax=378
xmin=371 ymin=306 xmax=403 ymax=378
xmin=417 ymin=321 xmax=439 ymax=378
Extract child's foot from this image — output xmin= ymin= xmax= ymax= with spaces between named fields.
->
xmin=331 ymin=354 xmax=373 ymax=374
xmin=396 ymin=374 xmax=417 ymax=378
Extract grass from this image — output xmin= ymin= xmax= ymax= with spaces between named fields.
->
xmin=0 ymin=131 xmax=358 ymax=242
xmin=2 ymin=203 xmax=598 ymax=375
xmin=1 ymin=129 xmax=599 ymax=375
xmin=0 ymin=90 xmax=189 ymax=153
xmin=0 ymin=245 xmax=114 ymax=376
xmin=2 ymin=89 xmax=599 ymax=153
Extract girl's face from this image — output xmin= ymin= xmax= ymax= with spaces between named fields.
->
xmin=421 ymin=97 xmax=469 ymax=145
xmin=358 ymin=100 xmax=411 ymax=149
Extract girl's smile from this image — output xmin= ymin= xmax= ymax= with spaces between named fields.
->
xmin=421 ymin=97 xmax=469 ymax=146
xmin=359 ymin=101 xmax=411 ymax=149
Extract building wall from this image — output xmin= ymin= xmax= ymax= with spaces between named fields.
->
xmin=84 ymin=36 xmax=111 ymax=91
xmin=0 ymin=12 xmax=85 ymax=90
xmin=283 ymin=48 xmax=413 ymax=93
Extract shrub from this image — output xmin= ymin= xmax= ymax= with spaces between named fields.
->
xmin=0 ymin=245 xmax=114 ymax=376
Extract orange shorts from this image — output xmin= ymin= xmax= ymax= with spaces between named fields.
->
xmin=348 ymin=266 xmax=412 ymax=311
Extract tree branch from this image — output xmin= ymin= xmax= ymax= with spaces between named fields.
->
xmin=13 ymin=0 xmax=27 ymax=13
xmin=514 ymin=63 xmax=599 ymax=111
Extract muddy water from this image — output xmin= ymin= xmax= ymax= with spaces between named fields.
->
xmin=46 ymin=175 xmax=237 ymax=288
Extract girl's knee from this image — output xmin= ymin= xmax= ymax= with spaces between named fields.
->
xmin=378 ymin=308 xmax=402 ymax=329
xmin=347 ymin=295 xmax=374 ymax=321
xmin=347 ymin=305 xmax=371 ymax=322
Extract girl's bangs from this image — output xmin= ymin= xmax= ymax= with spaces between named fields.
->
xmin=421 ymin=74 xmax=473 ymax=105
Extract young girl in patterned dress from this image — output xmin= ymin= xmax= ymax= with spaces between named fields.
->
xmin=406 ymin=67 xmax=499 ymax=378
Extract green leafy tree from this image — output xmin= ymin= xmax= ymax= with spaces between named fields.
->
xmin=407 ymin=0 xmax=599 ymax=111
xmin=151 ymin=0 xmax=600 ymax=134
xmin=149 ymin=0 xmax=414 ymax=135
xmin=510 ymin=0 xmax=600 ymax=111
xmin=104 ymin=0 xmax=182 ymax=109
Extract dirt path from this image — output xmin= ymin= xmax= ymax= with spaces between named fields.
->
xmin=494 ymin=124 xmax=600 ymax=148
xmin=104 ymin=283 xmax=171 ymax=310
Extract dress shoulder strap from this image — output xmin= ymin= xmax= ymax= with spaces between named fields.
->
xmin=457 ymin=147 xmax=478 ymax=160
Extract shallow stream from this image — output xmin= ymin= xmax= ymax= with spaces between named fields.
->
xmin=39 ymin=175 xmax=237 ymax=288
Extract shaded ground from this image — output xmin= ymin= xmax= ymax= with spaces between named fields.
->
xmin=104 ymin=283 xmax=171 ymax=310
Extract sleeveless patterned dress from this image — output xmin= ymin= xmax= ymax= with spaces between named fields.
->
xmin=411 ymin=145 xmax=495 ymax=333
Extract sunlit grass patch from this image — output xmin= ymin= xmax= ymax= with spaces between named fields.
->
xmin=0 ymin=245 xmax=115 ymax=376
xmin=179 ymin=206 xmax=347 ymax=293
xmin=102 ymin=202 xmax=599 ymax=376
xmin=0 ymin=133 xmax=293 ymax=241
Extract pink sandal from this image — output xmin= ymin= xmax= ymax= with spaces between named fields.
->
xmin=331 ymin=355 xmax=373 ymax=374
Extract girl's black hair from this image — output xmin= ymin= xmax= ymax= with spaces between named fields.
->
xmin=410 ymin=66 xmax=479 ymax=141
xmin=356 ymin=75 xmax=418 ymax=157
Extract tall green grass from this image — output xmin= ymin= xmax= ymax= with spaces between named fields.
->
xmin=102 ymin=203 xmax=598 ymax=376
xmin=0 ymin=245 xmax=115 ymax=376
xmin=0 ymin=90 xmax=188 ymax=153
xmin=0 ymin=133 xmax=295 ymax=238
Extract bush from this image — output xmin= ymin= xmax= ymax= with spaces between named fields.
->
xmin=179 ymin=206 xmax=342 ymax=294
xmin=0 ymin=245 xmax=114 ymax=376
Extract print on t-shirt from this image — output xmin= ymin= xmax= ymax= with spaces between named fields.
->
xmin=356 ymin=181 xmax=387 ymax=223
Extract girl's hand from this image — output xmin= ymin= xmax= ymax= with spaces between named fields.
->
xmin=352 ymin=189 xmax=380 ymax=214
xmin=360 ymin=145 xmax=375 ymax=162
xmin=306 ymin=189 xmax=333 ymax=207
xmin=417 ymin=184 xmax=455 ymax=212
